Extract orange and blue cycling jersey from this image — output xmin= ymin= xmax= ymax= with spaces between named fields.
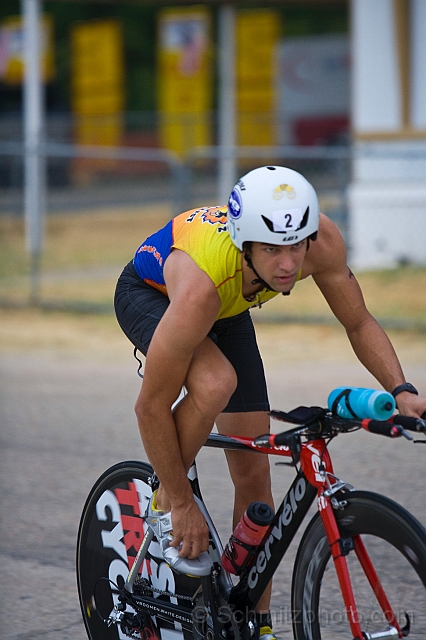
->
xmin=133 ymin=205 xmax=279 ymax=320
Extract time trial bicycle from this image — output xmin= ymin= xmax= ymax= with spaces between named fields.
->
xmin=76 ymin=401 xmax=426 ymax=640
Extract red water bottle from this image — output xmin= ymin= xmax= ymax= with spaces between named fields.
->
xmin=221 ymin=502 xmax=274 ymax=575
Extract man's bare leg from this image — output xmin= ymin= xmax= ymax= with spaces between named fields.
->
xmin=137 ymin=336 xmax=237 ymax=517
xmin=216 ymin=411 xmax=273 ymax=616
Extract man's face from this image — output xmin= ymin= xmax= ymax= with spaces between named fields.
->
xmin=248 ymin=240 xmax=308 ymax=293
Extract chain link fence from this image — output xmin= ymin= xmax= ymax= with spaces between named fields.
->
xmin=2 ymin=125 xmax=426 ymax=330
xmin=0 ymin=109 xmax=352 ymax=312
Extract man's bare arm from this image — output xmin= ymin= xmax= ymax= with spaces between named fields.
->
xmin=307 ymin=215 xmax=426 ymax=418
xmin=134 ymin=250 xmax=223 ymax=557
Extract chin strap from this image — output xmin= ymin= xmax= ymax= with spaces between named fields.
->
xmin=243 ymin=253 xmax=291 ymax=296
xmin=244 ymin=252 xmax=273 ymax=291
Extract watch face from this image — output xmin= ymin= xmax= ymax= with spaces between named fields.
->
xmin=406 ymin=383 xmax=418 ymax=394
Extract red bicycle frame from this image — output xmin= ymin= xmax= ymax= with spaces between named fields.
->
xmin=214 ymin=433 xmax=404 ymax=640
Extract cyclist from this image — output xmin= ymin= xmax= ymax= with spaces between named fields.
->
xmin=114 ymin=165 xmax=426 ymax=637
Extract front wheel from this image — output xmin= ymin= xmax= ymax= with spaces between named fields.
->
xmin=291 ymin=490 xmax=426 ymax=640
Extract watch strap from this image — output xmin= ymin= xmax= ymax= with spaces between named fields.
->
xmin=391 ymin=382 xmax=418 ymax=398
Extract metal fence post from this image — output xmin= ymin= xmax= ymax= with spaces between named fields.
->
xmin=22 ymin=0 xmax=46 ymax=305
xmin=218 ymin=5 xmax=236 ymax=204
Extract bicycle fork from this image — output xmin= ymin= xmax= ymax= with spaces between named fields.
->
xmin=302 ymin=442 xmax=406 ymax=639
xmin=319 ymin=493 xmax=408 ymax=639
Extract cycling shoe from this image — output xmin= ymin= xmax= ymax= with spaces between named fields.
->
xmin=259 ymin=626 xmax=278 ymax=640
xmin=145 ymin=491 xmax=213 ymax=577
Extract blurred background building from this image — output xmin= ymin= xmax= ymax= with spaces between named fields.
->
xmin=0 ymin=0 xmax=425 ymax=291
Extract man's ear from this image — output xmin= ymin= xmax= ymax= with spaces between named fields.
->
xmin=242 ymin=241 xmax=253 ymax=263
xmin=243 ymin=249 xmax=253 ymax=270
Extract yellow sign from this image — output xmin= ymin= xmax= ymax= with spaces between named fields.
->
xmin=236 ymin=10 xmax=281 ymax=146
xmin=70 ymin=19 xmax=124 ymax=179
xmin=0 ymin=14 xmax=55 ymax=84
xmin=157 ymin=6 xmax=212 ymax=157
xmin=71 ymin=19 xmax=124 ymax=117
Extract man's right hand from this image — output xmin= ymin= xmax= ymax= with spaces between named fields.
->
xmin=168 ymin=498 xmax=210 ymax=559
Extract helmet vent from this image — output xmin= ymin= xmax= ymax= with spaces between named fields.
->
xmin=298 ymin=206 xmax=309 ymax=230
xmin=261 ymin=215 xmax=277 ymax=232
xmin=266 ymin=166 xmax=276 ymax=170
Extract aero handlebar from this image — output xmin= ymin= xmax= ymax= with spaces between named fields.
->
xmin=253 ymin=408 xmax=426 ymax=449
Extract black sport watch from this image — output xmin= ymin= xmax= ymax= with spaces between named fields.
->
xmin=391 ymin=382 xmax=418 ymax=398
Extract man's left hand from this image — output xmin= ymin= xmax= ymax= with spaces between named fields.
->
xmin=395 ymin=391 xmax=426 ymax=419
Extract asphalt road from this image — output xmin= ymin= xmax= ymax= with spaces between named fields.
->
xmin=1 ymin=328 xmax=425 ymax=640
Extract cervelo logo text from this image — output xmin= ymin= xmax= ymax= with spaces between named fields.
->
xmin=96 ymin=480 xmax=183 ymax=640
xmin=307 ymin=442 xmax=325 ymax=484
xmin=247 ymin=478 xmax=306 ymax=589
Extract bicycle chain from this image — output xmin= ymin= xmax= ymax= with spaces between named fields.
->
xmin=134 ymin=577 xmax=195 ymax=602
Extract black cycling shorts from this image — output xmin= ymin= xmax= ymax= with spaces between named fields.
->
xmin=114 ymin=261 xmax=269 ymax=413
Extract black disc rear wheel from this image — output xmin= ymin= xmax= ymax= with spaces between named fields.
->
xmin=76 ymin=461 xmax=199 ymax=640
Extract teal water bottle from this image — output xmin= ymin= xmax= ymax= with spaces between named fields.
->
xmin=328 ymin=387 xmax=395 ymax=420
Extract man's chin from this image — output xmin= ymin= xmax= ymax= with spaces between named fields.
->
xmin=273 ymin=279 xmax=296 ymax=293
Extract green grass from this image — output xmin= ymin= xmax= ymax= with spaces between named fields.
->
xmin=1 ymin=207 xmax=426 ymax=323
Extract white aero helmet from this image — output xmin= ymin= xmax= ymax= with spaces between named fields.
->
xmin=227 ymin=166 xmax=319 ymax=250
